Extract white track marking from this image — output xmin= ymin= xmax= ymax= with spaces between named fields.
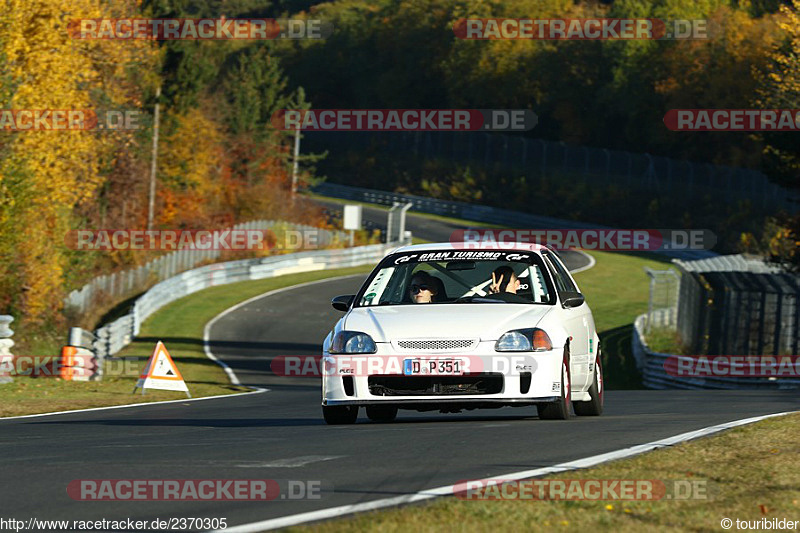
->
xmin=215 ymin=410 xmax=798 ymax=532
xmin=202 ymin=273 xmax=366 ymax=386
xmin=0 ymin=390 xmax=266 ymax=421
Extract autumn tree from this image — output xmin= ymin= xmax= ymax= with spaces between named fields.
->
xmin=757 ymin=0 xmax=800 ymax=188
xmin=0 ymin=0 xmax=157 ymax=322
xmin=752 ymin=0 xmax=800 ymax=271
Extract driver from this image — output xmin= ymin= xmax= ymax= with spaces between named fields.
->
xmin=409 ymin=271 xmax=439 ymax=304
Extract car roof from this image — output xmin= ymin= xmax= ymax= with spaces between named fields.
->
xmin=390 ymin=241 xmax=549 ymax=254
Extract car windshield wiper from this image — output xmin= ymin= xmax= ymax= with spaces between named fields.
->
xmin=454 ymin=295 xmax=507 ymax=303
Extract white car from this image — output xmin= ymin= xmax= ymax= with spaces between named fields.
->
xmin=321 ymin=242 xmax=603 ymax=424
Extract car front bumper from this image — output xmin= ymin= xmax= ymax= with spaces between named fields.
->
xmin=321 ymin=348 xmax=565 ymax=408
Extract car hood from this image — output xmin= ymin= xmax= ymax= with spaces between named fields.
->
xmin=344 ymin=304 xmax=553 ymax=342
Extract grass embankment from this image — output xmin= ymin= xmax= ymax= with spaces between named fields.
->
xmin=294 ymin=412 xmax=800 ymax=532
xmin=644 ymin=327 xmax=689 ymax=355
xmin=0 ymin=266 xmax=372 ymax=417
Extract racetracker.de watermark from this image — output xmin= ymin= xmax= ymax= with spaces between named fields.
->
xmin=272 ymin=355 xmax=539 ymax=377
xmin=453 ymin=18 xmax=709 ymax=40
xmin=67 ymin=479 xmax=326 ymax=501
xmin=0 ymin=355 xmax=99 ymax=378
xmin=664 ymin=109 xmax=800 ymax=131
xmin=68 ymin=18 xmax=332 ymax=40
xmin=450 ymin=229 xmax=716 ymax=251
xmin=453 ymin=478 xmax=710 ymax=500
xmin=664 ymin=355 xmax=800 ymax=378
xmin=64 ymin=229 xmax=327 ymax=251
xmin=271 ymin=109 xmax=537 ymax=131
xmin=0 ymin=109 xmax=139 ymax=131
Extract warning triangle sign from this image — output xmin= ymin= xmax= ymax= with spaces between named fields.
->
xmin=133 ymin=341 xmax=191 ymax=397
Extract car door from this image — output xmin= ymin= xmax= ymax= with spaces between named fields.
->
xmin=542 ymin=251 xmax=592 ymax=389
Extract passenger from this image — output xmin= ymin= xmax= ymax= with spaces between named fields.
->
xmin=487 ymin=266 xmax=528 ymax=303
xmin=489 ymin=266 xmax=521 ymax=294
xmin=409 ymin=271 xmax=438 ymax=304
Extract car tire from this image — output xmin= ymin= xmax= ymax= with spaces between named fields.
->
xmin=366 ymin=405 xmax=398 ymax=422
xmin=574 ymin=349 xmax=604 ymax=416
xmin=537 ymin=351 xmax=572 ymax=420
xmin=322 ymin=405 xmax=359 ymax=425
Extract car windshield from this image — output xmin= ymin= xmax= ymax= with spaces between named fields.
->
xmin=354 ymin=250 xmax=555 ymax=307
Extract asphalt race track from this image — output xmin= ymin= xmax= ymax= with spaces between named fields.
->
xmin=1 ymin=206 xmax=798 ymax=530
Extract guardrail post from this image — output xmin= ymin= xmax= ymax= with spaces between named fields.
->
xmin=387 ymin=202 xmax=413 ymax=243
xmin=399 ymin=202 xmax=412 ymax=243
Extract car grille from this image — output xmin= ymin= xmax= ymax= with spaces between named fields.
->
xmin=394 ymin=339 xmax=478 ymax=351
xmin=368 ymin=373 xmax=503 ymax=396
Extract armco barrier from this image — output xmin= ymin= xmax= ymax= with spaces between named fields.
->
xmin=0 ymin=315 xmax=13 ymax=384
xmin=65 ymin=220 xmax=349 ymax=316
xmin=632 ymin=313 xmax=800 ymax=390
xmin=75 ymin=241 xmax=406 ymax=362
xmin=313 ymin=183 xmax=717 ymax=261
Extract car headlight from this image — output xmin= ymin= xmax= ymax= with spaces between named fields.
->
xmin=495 ymin=328 xmax=553 ymax=352
xmin=330 ymin=331 xmax=377 ymax=354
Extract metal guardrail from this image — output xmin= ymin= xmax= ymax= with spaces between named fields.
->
xmin=313 ymin=182 xmax=717 ymax=261
xmin=632 ymin=313 xmax=800 ymax=390
xmin=64 ymin=220 xmax=350 ymax=316
xmin=0 ymin=315 xmax=13 ymax=384
xmin=75 ymin=241 xmax=407 ymax=361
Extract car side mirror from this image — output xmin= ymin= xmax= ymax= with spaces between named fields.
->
xmin=332 ymin=294 xmax=355 ymax=312
xmin=560 ymin=291 xmax=585 ymax=309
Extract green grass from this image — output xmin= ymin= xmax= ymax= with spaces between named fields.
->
xmin=293 ymin=413 xmax=800 ymax=533
xmin=0 ymin=265 xmax=373 ymax=417
xmin=644 ymin=326 xmax=688 ymax=355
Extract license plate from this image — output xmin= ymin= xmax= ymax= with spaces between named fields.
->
xmin=403 ymin=358 xmax=464 ymax=376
